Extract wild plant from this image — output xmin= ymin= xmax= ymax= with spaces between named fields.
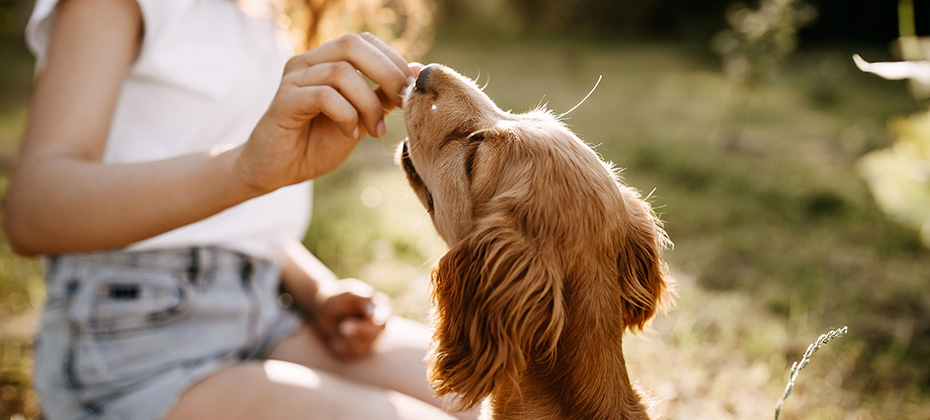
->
xmin=774 ymin=326 xmax=848 ymax=420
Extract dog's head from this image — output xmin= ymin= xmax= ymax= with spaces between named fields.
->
xmin=398 ymin=64 xmax=671 ymax=409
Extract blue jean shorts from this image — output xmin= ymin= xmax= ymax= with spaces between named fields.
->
xmin=33 ymin=247 xmax=304 ymax=420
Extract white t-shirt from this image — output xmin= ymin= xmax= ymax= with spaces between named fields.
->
xmin=25 ymin=0 xmax=312 ymax=261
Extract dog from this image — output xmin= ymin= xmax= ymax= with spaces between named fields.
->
xmin=398 ymin=64 xmax=672 ymax=420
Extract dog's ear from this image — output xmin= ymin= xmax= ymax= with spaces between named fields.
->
xmin=428 ymin=219 xmax=565 ymax=410
xmin=616 ymin=187 xmax=671 ymax=331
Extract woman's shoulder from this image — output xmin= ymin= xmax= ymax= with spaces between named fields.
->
xmin=25 ymin=0 xmax=199 ymax=66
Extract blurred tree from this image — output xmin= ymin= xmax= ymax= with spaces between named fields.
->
xmin=856 ymin=0 xmax=930 ymax=248
xmin=713 ymin=0 xmax=817 ymax=86
xmin=6 ymin=0 xmax=922 ymax=44
xmin=434 ymin=0 xmax=733 ymax=38
xmin=802 ymin=0 xmax=920 ymax=44
xmin=711 ymin=0 xmax=817 ymax=146
xmin=0 ymin=0 xmax=33 ymax=34
xmin=429 ymin=0 xmax=912 ymax=44
xmin=858 ymin=110 xmax=930 ymax=247
xmin=282 ymin=0 xmax=434 ymax=58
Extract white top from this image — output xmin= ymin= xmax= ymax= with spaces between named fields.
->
xmin=26 ymin=0 xmax=312 ymax=261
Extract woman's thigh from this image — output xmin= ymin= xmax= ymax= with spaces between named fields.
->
xmin=164 ymin=359 xmax=457 ymax=420
xmin=267 ymin=317 xmax=478 ymax=420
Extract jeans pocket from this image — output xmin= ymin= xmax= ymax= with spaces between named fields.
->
xmin=67 ymin=266 xmax=191 ymax=389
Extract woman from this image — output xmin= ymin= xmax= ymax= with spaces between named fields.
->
xmin=3 ymin=0 xmax=474 ymax=419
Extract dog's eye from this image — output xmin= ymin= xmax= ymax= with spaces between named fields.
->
xmin=464 ymin=133 xmax=484 ymax=181
xmin=441 ymin=127 xmax=475 ymax=148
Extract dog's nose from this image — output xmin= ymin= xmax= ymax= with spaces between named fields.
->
xmin=415 ymin=64 xmax=435 ymax=92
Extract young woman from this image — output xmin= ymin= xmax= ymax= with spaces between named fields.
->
xmin=4 ymin=0 xmax=474 ymax=419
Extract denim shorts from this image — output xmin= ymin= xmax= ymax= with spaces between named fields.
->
xmin=33 ymin=247 xmax=304 ymax=420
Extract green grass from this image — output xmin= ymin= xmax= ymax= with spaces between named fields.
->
xmin=3 ymin=32 xmax=930 ymax=419
xmin=0 ymin=31 xmax=41 ymax=420
xmin=313 ymin=37 xmax=930 ymax=418
xmin=775 ymin=326 xmax=849 ymax=420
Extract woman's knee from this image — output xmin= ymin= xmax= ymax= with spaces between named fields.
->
xmin=165 ymin=360 xmax=455 ymax=420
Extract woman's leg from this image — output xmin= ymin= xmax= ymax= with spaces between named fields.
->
xmin=165 ymin=359 xmax=457 ymax=420
xmin=268 ymin=317 xmax=480 ymax=420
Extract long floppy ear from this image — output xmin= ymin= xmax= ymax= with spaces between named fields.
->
xmin=616 ymin=186 xmax=672 ymax=331
xmin=427 ymin=220 xmax=565 ymax=410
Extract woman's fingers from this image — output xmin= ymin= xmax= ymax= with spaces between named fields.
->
xmin=359 ymin=32 xmax=410 ymax=77
xmin=286 ymin=61 xmax=386 ymax=137
xmin=375 ymin=64 xmax=424 ymax=114
xmin=328 ymin=280 xmax=391 ymax=359
xmin=286 ymin=33 xmax=410 ymax=107
xmin=408 ymin=62 xmax=425 ymax=77
xmin=276 ymin=84 xmax=359 ymax=138
xmin=334 ymin=317 xmax=385 ymax=358
xmin=238 ymin=33 xmax=413 ymax=190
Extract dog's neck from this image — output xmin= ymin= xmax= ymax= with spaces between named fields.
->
xmin=486 ymin=273 xmax=652 ymax=420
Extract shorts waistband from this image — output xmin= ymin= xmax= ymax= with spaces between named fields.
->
xmin=46 ymin=246 xmax=270 ymax=273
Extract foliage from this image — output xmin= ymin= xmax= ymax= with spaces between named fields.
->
xmin=855 ymin=1 xmax=930 ymax=248
xmin=774 ymin=326 xmax=848 ymax=420
xmin=712 ymin=0 xmax=817 ymax=87
xmin=1 ymin=341 xmax=40 ymax=420
xmin=2 ymin=20 xmax=930 ymax=420
xmin=429 ymin=0 xmax=913 ymax=43
xmin=361 ymin=38 xmax=930 ymax=418
xmin=858 ymin=110 xmax=930 ymax=246
xmin=710 ymin=0 xmax=817 ymax=147
xmin=432 ymin=0 xmax=734 ymax=38
xmin=284 ymin=0 xmax=434 ymax=58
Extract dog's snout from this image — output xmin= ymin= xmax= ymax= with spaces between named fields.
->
xmin=415 ymin=64 xmax=435 ymax=92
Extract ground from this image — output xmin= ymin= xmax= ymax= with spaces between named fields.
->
xmin=3 ymin=35 xmax=930 ymax=419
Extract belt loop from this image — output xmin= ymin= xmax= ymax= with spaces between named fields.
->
xmin=187 ymin=247 xmax=200 ymax=285
xmin=240 ymin=253 xmax=255 ymax=286
xmin=44 ymin=254 xmax=60 ymax=280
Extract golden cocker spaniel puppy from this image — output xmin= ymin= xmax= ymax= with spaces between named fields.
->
xmin=398 ymin=64 xmax=671 ymax=420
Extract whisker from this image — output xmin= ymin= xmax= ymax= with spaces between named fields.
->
xmin=535 ymin=95 xmax=548 ymax=111
xmin=645 ymin=187 xmax=658 ymax=201
xmin=384 ymin=108 xmax=406 ymax=121
xmin=559 ymin=75 xmax=602 ymax=118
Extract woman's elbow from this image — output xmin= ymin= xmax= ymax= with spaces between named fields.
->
xmin=3 ymin=199 xmax=46 ymax=257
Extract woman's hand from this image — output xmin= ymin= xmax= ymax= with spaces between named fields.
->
xmin=308 ymin=277 xmax=393 ymax=360
xmin=235 ymin=33 xmax=418 ymax=193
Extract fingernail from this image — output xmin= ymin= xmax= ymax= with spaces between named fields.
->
xmin=352 ymin=126 xmax=360 ymax=139
xmin=366 ymin=302 xmax=376 ymax=317
xmin=340 ymin=320 xmax=358 ymax=336
xmin=376 ymin=120 xmax=386 ymax=138
xmin=371 ymin=303 xmax=390 ymax=324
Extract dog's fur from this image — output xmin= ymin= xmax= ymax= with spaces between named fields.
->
xmin=398 ymin=64 xmax=671 ymax=420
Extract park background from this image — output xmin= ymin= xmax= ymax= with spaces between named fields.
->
xmin=2 ymin=0 xmax=930 ymax=418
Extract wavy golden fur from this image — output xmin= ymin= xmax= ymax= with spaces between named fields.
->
xmin=398 ymin=64 xmax=672 ymax=420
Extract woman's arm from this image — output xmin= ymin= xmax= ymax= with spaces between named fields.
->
xmin=4 ymin=0 xmax=261 ymax=256
xmin=3 ymin=0 xmax=414 ymax=256
xmin=280 ymin=241 xmax=391 ymax=359
xmin=280 ymin=240 xmax=340 ymax=309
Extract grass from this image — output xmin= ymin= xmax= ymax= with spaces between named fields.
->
xmin=312 ymin=37 xmax=930 ymax=418
xmin=775 ymin=326 xmax=849 ymax=420
xmin=3 ymin=30 xmax=930 ymax=419
xmin=0 ymin=29 xmax=43 ymax=420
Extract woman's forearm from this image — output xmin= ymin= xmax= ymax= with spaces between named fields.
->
xmin=6 ymin=0 xmax=416 ymax=257
xmin=280 ymin=241 xmax=340 ymax=314
xmin=3 ymin=146 xmax=262 ymax=256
